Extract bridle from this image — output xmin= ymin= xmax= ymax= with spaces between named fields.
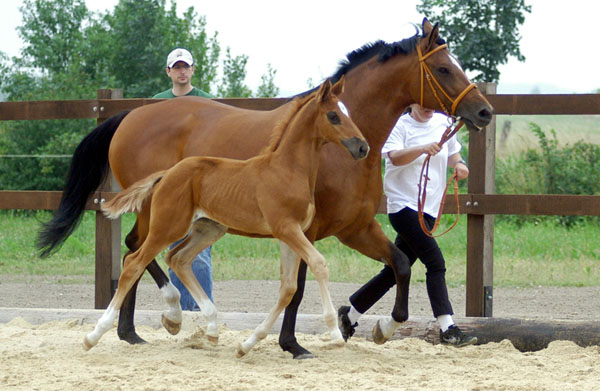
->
xmin=415 ymin=41 xmax=476 ymax=237
xmin=416 ymin=42 xmax=476 ymax=118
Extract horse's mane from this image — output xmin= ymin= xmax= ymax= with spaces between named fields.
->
xmin=260 ymin=92 xmax=316 ymax=154
xmin=292 ymin=28 xmax=446 ymax=99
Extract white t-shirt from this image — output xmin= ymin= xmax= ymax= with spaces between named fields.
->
xmin=382 ymin=112 xmax=461 ymax=217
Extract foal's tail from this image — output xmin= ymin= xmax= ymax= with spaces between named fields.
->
xmin=101 ymin=171 xmax=166 ymax=219
xmin=37 ymin=111 xmax=131 ymax=258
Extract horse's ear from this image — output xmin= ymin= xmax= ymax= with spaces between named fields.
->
xmin=422 ymin=18 xmax=432 ymax=35
xmin=316 ymin=79 xmax=333 ymax=103
xmin=421 ymin=19 xmax=440 ymax=52
xmin=331 ymin=75 xmax=345 ymax=97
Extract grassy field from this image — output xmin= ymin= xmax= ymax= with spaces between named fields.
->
xmin=0 ymin=211 xmax=598 ymax=287
xmin=495 ymin=114 xmax=600 ymax=158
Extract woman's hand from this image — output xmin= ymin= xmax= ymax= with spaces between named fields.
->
xmin=423 ymin=142 xmax=441 ymax=156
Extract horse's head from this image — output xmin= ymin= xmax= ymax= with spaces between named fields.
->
xmin=414 ymin=18 xmax=493 ymax=131
xmin=315 ymin=77 xmax=369 ymax=160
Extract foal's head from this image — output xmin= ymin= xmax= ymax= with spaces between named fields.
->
xmin=314 ymin=77 xmax=369 ymax=160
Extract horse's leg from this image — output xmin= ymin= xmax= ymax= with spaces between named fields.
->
xmin=336 ymin=219 xmax=411 ymax=343
xmin=279 ymin=260 xmax=310 ymax=358
xmin=84 ymin=241 xmax=165 ymax=350
xmin=118 ymin=218 xmax=176 ymax=344
xmin=278 ymin=227 xmax=344 ymax=348
xmin=166 ymin=218 xmax=227 ymax=343
xmin=237 ymin=240 xmax=302 ymax=357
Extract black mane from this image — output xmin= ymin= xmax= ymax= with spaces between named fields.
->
xmin=292 ymin=30 xmax=445 ymax=99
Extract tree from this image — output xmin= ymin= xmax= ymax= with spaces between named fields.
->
xmin=18 ymin=0 xmax=89 ymax=75
xmin=256 ymin=64 xmax=280 ymax=98
xmin=218 ymin=48 xmax=252 ymax=98
xmin=417 ymin=0 xmax=531 ymax=83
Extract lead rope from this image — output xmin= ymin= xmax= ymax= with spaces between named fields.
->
xmin=417 ymin=120 xmax=464 ymax=237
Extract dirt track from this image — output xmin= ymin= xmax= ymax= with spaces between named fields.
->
xmin=1 ymin=275 xmax=598 ymax=320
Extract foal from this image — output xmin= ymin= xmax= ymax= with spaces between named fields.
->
xmin=84 ymin=78 xmax=369 ymax=356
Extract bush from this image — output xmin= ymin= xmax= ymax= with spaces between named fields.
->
xmin=496 ymin=123 xmax=600 ymax=227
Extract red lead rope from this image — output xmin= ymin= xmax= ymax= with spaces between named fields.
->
xmin=417 ymin=120 xmax=464 ymax=237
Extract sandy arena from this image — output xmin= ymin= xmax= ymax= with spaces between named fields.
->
xmin=0 ymin=278 xmax=598 ymax=390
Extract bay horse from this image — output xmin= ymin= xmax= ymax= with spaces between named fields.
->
xmin=84 ymin=78 xmax=369 ymax=354
xmin=38 ymin=19 xmax=493 ymax=359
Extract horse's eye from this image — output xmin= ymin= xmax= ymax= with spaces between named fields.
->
xmin=439 ymin=67 xmax=450 ymax=74
xmin=327 ymin=111 xmax=341 ymax=125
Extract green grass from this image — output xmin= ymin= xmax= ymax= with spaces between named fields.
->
xmin=0 ymin=211 xmax=598 ymax=288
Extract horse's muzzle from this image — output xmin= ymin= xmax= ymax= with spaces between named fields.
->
xmin=342 ymin=137 xmax=370 ymax=160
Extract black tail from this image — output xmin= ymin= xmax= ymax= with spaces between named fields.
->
xmin=37 ymin=111 xmax=131 ymax=258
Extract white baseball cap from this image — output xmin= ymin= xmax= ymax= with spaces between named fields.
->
xmin=166 ymin=48 xmax=194 ymax=68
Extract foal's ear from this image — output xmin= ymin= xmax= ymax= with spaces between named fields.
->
xmin=316 ymin=79 xmax=333 ymax=103
xmin=331 ymin=75 xmax=345 ymax=97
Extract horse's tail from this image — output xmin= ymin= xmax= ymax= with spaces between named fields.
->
xmin=101 ymin=171 xmax=165 ymax=219
xmin=37 ymin=110 xmax=131 ymax=258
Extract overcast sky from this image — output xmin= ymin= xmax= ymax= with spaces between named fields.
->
xmin=1 ymin=0 xmax=599 ymax=97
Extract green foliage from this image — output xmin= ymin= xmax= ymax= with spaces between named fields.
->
xmin=18 ymin=0 xmax=89 ymax=75
xmin=496 ymin=123 xmax=600 ymax=227
xmin=417 ymin=0 xmax=531 ymax=82
xmin=255 ymin=64 xmax=280 ymax=98
xmin=217 ymin=48 xmax=252 ymax=98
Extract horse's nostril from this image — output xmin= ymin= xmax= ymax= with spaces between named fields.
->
xmin=479 ymin=108 xmax=493 ymax=121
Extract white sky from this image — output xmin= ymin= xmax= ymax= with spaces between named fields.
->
xmin=1 ymin=0 xmax=599 ymax=97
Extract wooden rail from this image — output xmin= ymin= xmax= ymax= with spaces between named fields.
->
xmin=1 ymin=87 xmax=599 ymax=314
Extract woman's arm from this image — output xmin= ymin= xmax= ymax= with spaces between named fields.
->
xmin=386 ymin=142 xmax=441 ymax=166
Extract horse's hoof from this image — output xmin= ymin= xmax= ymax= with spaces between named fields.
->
xmin=82 ymin=336 xmax=95 ymax=351
xmin=330 ymin=329 xmax=345 ymax=347
xmin=294 ymin=352 xmax=315 ymax=360
xmin=282 ymin=340 xmax=314 ymax=359
xmin=161 ymin=314 xmax=182 ymax=335
xmin=236 ymin=343 xmax=247 ymax=358
xmin=118 ymin=331 xmax=147 ymax=345
xmin=372 ymin=320 xmax=389 ymax=345
xmin=206 ymin=334 xmax=219 ymax=345
xmin=331 ymin=337 xmax=346 ymax=348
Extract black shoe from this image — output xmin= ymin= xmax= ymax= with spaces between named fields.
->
xmin=338 ymin=306 xmax=357 ymax=342
xmin=440 ymin=325 xmax=477 ymax=347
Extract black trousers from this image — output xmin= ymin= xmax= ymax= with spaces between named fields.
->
xmin=349 ymin=207 xmax=453 ymax=318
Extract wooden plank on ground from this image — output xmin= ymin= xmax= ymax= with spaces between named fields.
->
xmin=1 ymin=309 xmax=598 ymax=352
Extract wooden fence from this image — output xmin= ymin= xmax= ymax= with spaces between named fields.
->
xmin=1 ymin=86 xmax=599 ymax=316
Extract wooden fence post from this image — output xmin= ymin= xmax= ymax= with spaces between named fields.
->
xmin=94 ymin=89 xmax=123 ymax=309
xmin=465 ymin=82 xmax=497 ymax=317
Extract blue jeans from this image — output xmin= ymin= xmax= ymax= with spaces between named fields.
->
xmin=168 ymin=244 xmax=213 ymax=310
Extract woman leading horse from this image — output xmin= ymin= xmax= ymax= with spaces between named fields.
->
xmin=38 ymin=19 xmax=493 ymax=359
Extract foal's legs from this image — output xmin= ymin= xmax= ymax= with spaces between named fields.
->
xmin=237 ymin=241 xmax=301 ymax=357
xmin=166 ymin=218 xmax=227 ymax=343
xmin=239 ymin=226 xmax=344 ymax=357
xmin=279 ymin=229 xmax=344 ymax=346
xmin=118 ymin=219 xmax=174 ymax=344
xmin=84 ymin=239 xmax=168 ymax=350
